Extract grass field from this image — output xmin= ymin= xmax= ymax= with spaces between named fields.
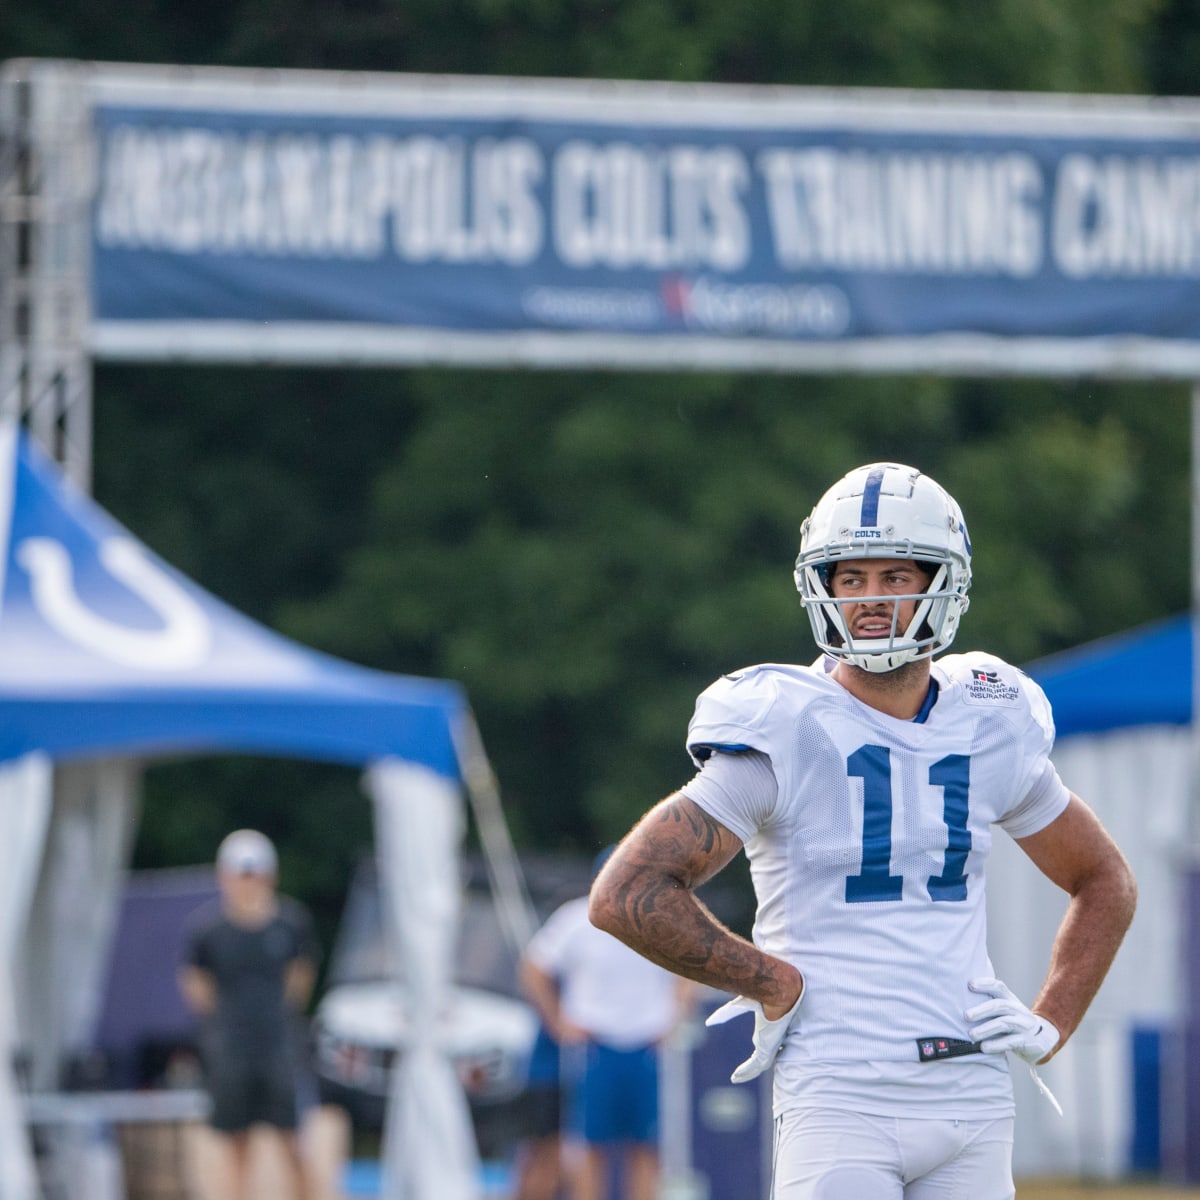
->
xmin=1018 ymin=1182 xmax=1200 ymax=1199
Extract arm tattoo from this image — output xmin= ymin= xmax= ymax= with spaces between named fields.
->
xmin=592 ymin=794 xmax=791 ymax=1001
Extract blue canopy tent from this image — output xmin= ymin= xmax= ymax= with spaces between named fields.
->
xmin=1026 ymin=613 xmax=1192 ymax=737
xmin=0 ymin=423 xmax=467 ymax=770
xmin=0 ymin=421 xmax=519 ymax=1200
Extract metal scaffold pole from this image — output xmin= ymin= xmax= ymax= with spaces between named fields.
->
xmin=0 ymin=59 xmax=93 ymax=489
xmin=0 ymin=57 xmax=101 ymax=1200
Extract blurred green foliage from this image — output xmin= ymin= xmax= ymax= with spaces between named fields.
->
xmin=6 ymin=0 xmax=1197 ymax=950
xmin=92 ymin=376 xmax=1191 ymax=962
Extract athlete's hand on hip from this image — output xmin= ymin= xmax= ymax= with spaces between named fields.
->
xmin=965 ymin=977 xmax=1059 ymax=1064
xmin=705 ymin=983 xmax=805 ymax=1084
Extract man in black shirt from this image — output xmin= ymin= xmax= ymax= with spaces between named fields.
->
xmin=180 ymin=829 xmax=319 ymax=1200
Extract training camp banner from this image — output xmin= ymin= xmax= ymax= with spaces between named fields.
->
xmin=80 ymin=65 xmax=1200 ymax=374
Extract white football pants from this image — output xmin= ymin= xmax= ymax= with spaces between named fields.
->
xmin=772 ymin=1108 xmax=1015 ymax=1200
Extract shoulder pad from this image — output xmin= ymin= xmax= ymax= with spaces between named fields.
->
xmin=937 ymin=652 xmax=1055 ymax=740
xmin=686 ymin=663 xmax=823 ymax=766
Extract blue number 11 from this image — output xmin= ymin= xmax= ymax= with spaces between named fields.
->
xmin=845 ymin=746 xmax=971 ymax=904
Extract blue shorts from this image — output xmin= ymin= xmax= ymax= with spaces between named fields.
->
xmin=575 ymin=1041 xmax=659 ymax=1145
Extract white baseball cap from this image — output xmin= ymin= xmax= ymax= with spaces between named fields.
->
xmin=216 ymin=829 xmax=278 ymax=876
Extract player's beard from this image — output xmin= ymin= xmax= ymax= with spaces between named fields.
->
xmin=848 ymin=657 xmax=929 ymax=691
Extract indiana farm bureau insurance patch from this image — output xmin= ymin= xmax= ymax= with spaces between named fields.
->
xmin=962 ymin=667 xmax=1022 ymax=706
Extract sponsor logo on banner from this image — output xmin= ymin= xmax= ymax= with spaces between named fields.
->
xmin=660 ymin=274 xmax=850 ymax=337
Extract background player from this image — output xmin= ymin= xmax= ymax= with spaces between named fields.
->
xmin=180 ymin=828 xmax=319 ymax=1200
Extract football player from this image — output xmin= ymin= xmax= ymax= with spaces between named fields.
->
xmin=589 ymin=462 xmax=1136 ymax=1200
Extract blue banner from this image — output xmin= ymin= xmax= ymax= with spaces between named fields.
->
xmin=86 ymin=72 xmax=1200 ymax=372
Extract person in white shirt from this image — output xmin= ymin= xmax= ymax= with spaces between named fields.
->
xmin=521 ymin=848 xmax=687 ymax=1200
xmin=589 ymin=462 xmax=1136 ymax=1200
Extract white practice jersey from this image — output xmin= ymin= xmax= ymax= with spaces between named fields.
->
xmin=682 ymin=652 xmax=1070 ymax=1119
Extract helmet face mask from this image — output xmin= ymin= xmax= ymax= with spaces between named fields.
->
xmin=794 ymin=463 xmax=972 ymax=674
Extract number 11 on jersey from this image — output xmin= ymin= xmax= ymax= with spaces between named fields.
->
xmin=845 ymin=745 xmax=972 ymax=904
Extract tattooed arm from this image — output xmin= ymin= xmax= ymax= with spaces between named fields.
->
xmin=588 ymin=792 xmax=804 ymax=1020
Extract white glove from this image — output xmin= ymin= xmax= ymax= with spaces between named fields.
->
xmin=965 ymin=977 xmax=1059 ymax=1065
xmin=705 ymin=987 xmax=805 ymax=1083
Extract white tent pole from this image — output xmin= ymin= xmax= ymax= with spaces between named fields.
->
xmin=367 ymin=758 xmax=480 ymax=1200
xmin=451 ymin=711 xmax=537 ymax=953
xmin=0 ymin=753 xmax=54 ymax=1200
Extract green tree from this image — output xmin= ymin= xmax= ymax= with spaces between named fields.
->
xmin=94 ymin=377 xmax=1190 ymax=870
xmin=1 ymin=0 xmax=1165 ymax=94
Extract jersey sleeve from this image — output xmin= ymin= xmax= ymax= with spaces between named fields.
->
xmin=686 ymin=667 xmax=782 ymax=767
xmin=523 ymin=899 xmax=584 ymax=976
xmin=680 ymin=749 xmax=779 ymax=843
xmin=282 ymin=898 xmax=321 ymax=965
xmin=996 ymin=757 xmax=1070 ymax=837
xmin=1003 ymin=667 xmax=1070 ymax=834
xmin=180 ymin=903 xmax=217 ymax=971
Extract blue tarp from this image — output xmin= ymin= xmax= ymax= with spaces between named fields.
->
xmin=0 ymin=424 xmax=467 ymax=775
xmin=92 ymin=866 xmax=217 ymax=1089
xmin=1024 ymin=613 xmax=1191 ymax=739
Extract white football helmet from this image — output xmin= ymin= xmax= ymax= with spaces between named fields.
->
xmin=794 ymin=463 xmax=972 ymax=673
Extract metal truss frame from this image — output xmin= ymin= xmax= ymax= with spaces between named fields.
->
xmin=0 ymin=60 xmax=93 ymax=490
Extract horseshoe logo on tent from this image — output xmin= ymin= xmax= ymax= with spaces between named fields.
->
xmin=16 ymin=536 xmax=212 ymax=670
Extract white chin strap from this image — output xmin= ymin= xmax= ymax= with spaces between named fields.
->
xmin=832 ymin=638 xmax=934 ymax=673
